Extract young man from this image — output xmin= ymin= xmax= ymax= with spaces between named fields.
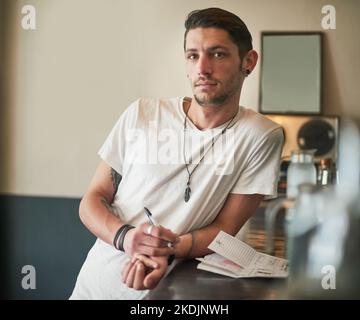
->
xmin=70 ymin=8 xmax=284 ymax=299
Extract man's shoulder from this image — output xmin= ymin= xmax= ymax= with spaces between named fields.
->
xmin=128 ymin=97 xmax=180 ymax=115
xmin=237 ymin=107 xmax=283 ymax=141
xmin=123 ymin=97 xmax=182 ymax=125
xmin=240 ymin=107 xmax=281 ymax=130
xmin=136 ymin=97 xmax=181 ymax=108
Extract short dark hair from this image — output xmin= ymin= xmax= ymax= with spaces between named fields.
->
xmin=184 ymin=8 xmax=253 ymax=59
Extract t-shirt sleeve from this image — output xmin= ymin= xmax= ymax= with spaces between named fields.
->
xmin=230 ymin=127 xmax=284 ymax=198
xmin=97 ymin=100 xmax=138 ymax=175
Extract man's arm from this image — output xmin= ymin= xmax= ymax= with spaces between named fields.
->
xmin=122 ymin=192 xmax=264 ymax=290
xmin=79 ymin=160 xmax=125 ymax=245
xmin=79 ymin=160 xmax=178 ymax=255
xmin=174 ymin=193 xmax=264 ymax=259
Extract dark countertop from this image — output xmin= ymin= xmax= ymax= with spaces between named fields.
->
xmin=147 ymin=207 xmax=288 ymax=300
xmin=147 ymin=259 xmax=287 ymax=300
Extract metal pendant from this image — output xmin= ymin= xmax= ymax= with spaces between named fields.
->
xmin=184 ymin=186 xmax=191 ymax=202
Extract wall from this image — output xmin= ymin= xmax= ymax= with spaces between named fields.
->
xmin=0 ymin=195 xmax=95 ymax=299
xmin=2 ymin=0 xmax=360 ymax=198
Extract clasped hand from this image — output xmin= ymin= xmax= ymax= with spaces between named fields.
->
xmin=121 ymin=223 xmax=179 ymax=290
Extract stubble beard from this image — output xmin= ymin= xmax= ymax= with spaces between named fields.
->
xmin=193 ymin=71 xmax=242 ymax=108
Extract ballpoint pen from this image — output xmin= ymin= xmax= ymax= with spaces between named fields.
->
xmin=144 ymin=207 xmax=173 ymax=249
xmin=144 ymin=207 xmax=160 ymax=227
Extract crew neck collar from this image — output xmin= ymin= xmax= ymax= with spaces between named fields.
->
xmin=178 ymin=96 xmax=241 ymax=133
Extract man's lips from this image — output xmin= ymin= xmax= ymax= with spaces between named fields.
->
xmin=195 ymin=82 xmax=217 ymax=87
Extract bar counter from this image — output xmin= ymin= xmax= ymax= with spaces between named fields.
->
xmin=147 ymin=207 xmax=288 ymax=300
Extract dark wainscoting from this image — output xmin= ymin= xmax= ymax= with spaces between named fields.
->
xmin=0 ymin=194 xmax=95 ymax=299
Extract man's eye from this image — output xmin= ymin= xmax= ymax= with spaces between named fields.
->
xmin=187 ymin=54 xmax=198 ymax=60
xmin=214 ymin=52 xmax=225 ymax=58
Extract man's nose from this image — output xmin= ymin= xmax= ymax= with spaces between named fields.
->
xmin=197 ymin=55 xmax=212 ymax=76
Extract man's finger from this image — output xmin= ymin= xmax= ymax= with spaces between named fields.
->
xmin=137 ymin=244 xmax=174 ymax=257
xmin=125 ymin=262 xmax=137 ymax=288
xmin=141 ymin=224 xmax=179 ymax=243
xmin=144 ymin=267 xmax=163 ymax=290
xmin=121 ymin=260 xmax=133 ymax=282
xmin=133 ymin=262 xmax=146 ymax=290
xmin=140 ymin=235 xmax=173 ymax=249
xmin=155 ymin=226 xmax=180 ymax=243
xmin=134 ymin=254 xmax=159 ymax=269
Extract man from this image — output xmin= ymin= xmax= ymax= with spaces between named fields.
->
xmin=70 ymin=8 xmax=284 ymax=300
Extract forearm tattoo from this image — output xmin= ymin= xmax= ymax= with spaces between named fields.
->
xmin=110 ymin=168 xmax=122 ymax=201
xmin=100 ymin=168 xmax=122 ymax=214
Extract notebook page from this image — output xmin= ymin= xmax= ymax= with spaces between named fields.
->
xmin=249 ymin=252 xmax=289 ymax=274
xmin=207 ymin=231 xmax=288 ymax=277
xmin=208 ymin=230 xmax=257 ymax=268
xmin=197 ymin=253 xmax=245 ymax=274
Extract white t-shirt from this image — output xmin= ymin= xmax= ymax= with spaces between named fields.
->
xmin=70 ymin=97 xmax=284 ymax=300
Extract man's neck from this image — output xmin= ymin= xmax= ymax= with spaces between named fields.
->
xmin=184 ymin=96 xmax=240 ymax=130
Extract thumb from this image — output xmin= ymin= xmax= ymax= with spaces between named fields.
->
xmin=144 ymin=268 xmax=162 ymax=290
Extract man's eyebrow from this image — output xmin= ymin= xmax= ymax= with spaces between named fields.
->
xmin=207 ymin=45 xmax=229 ymax=51
xmin=185 ymin=46 xmax=230 ymax=53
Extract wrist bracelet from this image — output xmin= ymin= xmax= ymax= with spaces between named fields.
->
xmin=113 ymin=224 xmax=135 ymax=251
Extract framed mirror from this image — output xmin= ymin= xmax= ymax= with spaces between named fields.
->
xmin=259 ymin=32 xmax=322 ymax=114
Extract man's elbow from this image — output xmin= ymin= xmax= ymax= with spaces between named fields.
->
xmin=79 ymin=196 xmax=89 ymax=226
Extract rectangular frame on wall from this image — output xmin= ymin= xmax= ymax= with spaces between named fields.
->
xmin=259 ymin=32 xmax=323 ymax=115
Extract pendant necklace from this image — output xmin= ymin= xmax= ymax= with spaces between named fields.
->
xmin=183 ymin=102 xmax=237 ymax=202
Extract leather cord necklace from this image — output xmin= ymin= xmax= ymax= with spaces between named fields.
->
xmin=182 ymin=102 xmax=237 ymax=202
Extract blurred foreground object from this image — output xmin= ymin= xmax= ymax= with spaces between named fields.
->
xmin=287 ymin=118 xmax=360 ymax=298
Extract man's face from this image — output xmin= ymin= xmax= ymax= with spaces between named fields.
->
xmin=185 ymin=27 xmax=244 ymax=107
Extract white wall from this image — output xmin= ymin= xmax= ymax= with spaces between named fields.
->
xmin=2 ymin=0 xmax=360 ymax=197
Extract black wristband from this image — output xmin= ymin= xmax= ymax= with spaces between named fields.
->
xmin=167 ymin=254 xmax=175 ymax=266
xmin=113 ymin=224 xmax=135 ymax=251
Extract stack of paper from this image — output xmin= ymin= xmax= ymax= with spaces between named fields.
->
xmin=196 ymin=231 xmax=288 ymax=278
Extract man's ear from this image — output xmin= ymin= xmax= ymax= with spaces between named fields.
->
xmin=242 ymin=50 xmax=258 ymax=76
